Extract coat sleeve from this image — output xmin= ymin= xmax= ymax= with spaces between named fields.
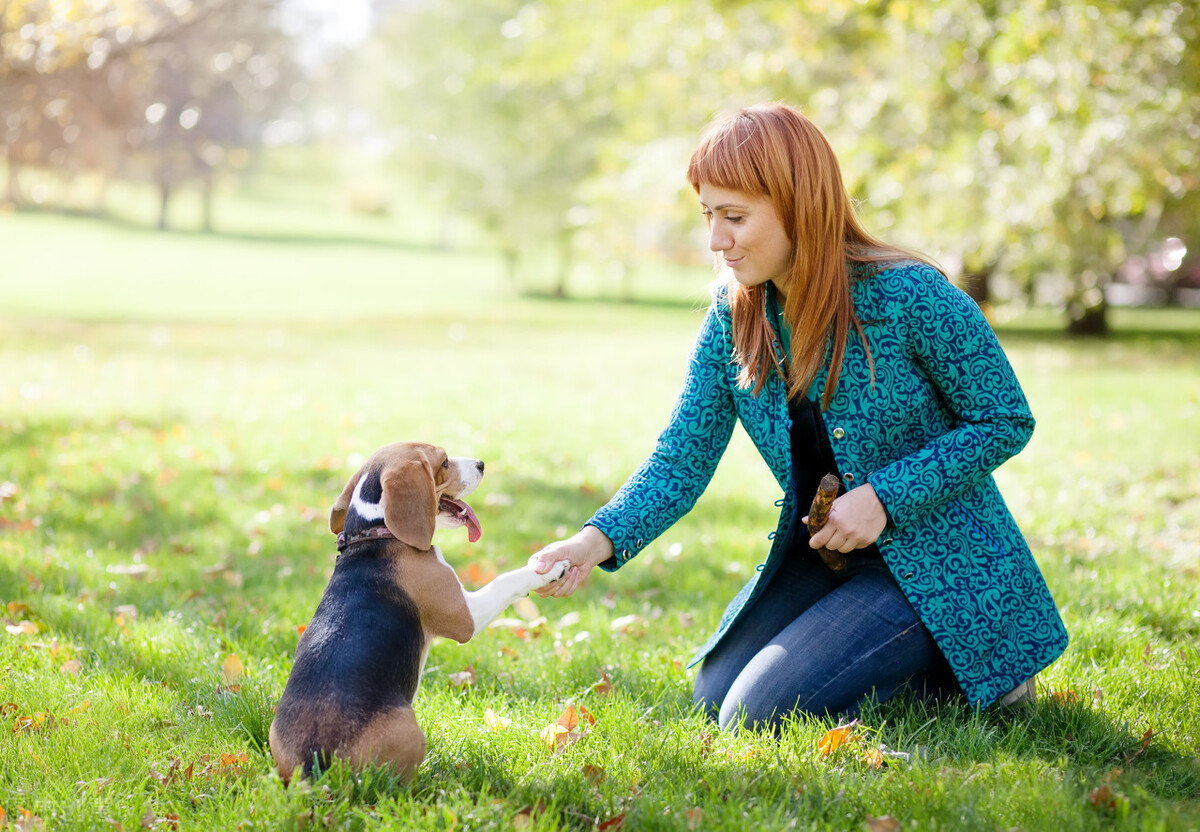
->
xmin=587 ymin=302 xmax=739 ymax=570
xmin=866 ymin=266 xmax=1035 ymax=529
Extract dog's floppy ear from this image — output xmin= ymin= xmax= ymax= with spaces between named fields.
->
xmin=329 ymin=467 xmax=364 ymax=534
xmin=380 ymin=457 xmax=437 ymax=550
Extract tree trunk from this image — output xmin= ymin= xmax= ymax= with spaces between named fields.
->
xmin=553 ymin=230 xmax=574 ymax=299
xmin=157 ymin=181 xmax=171 ymax=231
xmin=4 ymin=161 xmax=22 ymax=206
xmin=962 ymin=265 xmax=994 ymax=322
xmin=1066 ymin=299 xmax=1109 ymax=336
xmin=201 ymin=173 xmax=214 ymax=233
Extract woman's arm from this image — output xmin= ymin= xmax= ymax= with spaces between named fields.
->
xmin=866 ymin=266 xmax=1035 ymax=530
xmin=531 ymin=301 xmax=739 ymax=595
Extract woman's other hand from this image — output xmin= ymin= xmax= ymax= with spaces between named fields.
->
xmin=529 ymin=525 xmax=614 ymax=598
xmin=804 ymin=484 xmax=888 ymax=553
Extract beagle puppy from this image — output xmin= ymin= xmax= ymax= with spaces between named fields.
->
xmin=268 ymin=441 xmax=569 ymax=784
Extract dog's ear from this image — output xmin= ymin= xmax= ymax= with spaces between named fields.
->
xmin=329 ymin=467 xmax=364 ymax=534
xmin=380 ymin=457 xmax=437 ymax=550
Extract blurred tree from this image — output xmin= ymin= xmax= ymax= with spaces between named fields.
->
xmin=367 ymin=0 xmax=1198 ymax=328
xmin=0 ymin=0 xmax=299 ymax=230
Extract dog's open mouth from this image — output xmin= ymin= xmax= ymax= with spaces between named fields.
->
xmin=438 ymin=496 xmax=482 ymax=543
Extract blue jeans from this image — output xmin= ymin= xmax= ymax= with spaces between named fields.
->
xmin=693 ymin=547 xmax=959 ymax=730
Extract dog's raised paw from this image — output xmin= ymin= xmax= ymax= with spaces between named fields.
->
xmin=544 ymin=560 xmax=570 ymax=583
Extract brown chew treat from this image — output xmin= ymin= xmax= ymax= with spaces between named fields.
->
xmin=807 ymin=473 xmax=846 ymax=571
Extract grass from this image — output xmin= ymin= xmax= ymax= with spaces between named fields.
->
xmin=1 ymin=205 xmax=1199 ymax=831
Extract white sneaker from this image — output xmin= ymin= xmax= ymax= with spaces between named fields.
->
xmin=998 ymin=675 xmax=1038 ymax=707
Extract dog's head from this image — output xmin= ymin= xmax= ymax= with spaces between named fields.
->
xmin=329 ymin=442 xmax=484 ymax=550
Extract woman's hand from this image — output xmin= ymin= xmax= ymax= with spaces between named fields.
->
xmin=803 ymin=484 xmax=888 ymax=553
xmin=529 ymin=525 xmax=614 ymax=598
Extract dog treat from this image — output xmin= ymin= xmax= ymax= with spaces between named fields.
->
xmin=807 ymin=473 xmax=846 ymax=571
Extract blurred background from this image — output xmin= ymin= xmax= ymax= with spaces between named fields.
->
xmin=1 ymin=0 xmax=1198 ymax=333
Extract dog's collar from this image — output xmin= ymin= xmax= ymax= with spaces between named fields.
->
xmin=336 ymin=525 xmax=395 ymax=552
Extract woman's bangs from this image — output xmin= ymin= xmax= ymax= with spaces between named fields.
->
xmin=687 ymin=121 xmax=766 ymax=195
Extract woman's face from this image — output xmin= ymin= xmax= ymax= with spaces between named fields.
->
xmin=698 ymin=184 xmax=793 ymax=295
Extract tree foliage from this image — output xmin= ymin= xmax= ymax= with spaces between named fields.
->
xmin=371 ymin=0 xmax=1199 ymax=328
xmin=0 ymin=0 xmax=298 ymax=229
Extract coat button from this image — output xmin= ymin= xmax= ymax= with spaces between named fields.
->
xmin=832 ymin=427 xmax=845 ymax=439
xmin=902 ymin=571 xmax=914 ymax=580
xmin=843 ymin=472 xmax=855 ymax=483
xmin=883 ymin=537 xmax=894 ymax=545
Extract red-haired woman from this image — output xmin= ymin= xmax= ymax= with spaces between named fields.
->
xmin=532 ymin=103 xmax=1067 ymax=729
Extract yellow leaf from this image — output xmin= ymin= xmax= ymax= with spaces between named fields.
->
xmin=818 ymin=720 xmax=859 ymax=756
xmin=861 ymin=748 xmax=885 ymax=770
xmin=61 ymin=659 xmax=82 ymax=676
xmin=865 ymin=816 xmax=902 ymax=832
xmin=540 ymin=722 xmax=570 ymax=749
xmin=483 ymin=707 xmax=511 ymax=731
xmin=221 ymin=654 xmax=244 ymax=684
xmin=512 ymin=597 xmax=540 ymax=622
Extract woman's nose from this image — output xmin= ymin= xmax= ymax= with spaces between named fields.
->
xmin=709 ymin=225 xmax=731 ymax=252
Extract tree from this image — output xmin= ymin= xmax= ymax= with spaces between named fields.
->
xmin=1 ymin=0 xmax=300 ymax=230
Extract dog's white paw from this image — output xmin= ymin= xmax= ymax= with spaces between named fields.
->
xmin=539 ymin=559 xmax=570 ymax=585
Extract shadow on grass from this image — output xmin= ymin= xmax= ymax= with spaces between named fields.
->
xmin=8 ymin=203 xmax=448 ymax=253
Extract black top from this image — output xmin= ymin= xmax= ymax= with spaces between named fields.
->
xmin=787 ymin=395 xmax=883 ymax=571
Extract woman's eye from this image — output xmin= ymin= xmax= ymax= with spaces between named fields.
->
xmin=727 ymin=215 xmax=744 ymax=224
xmin=700 ymin=209 xmax=712 ymax=219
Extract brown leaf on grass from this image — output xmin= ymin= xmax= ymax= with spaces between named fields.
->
xmin=1124 ymin=728 xmax=1154 ymax=763
xmin=457 ymin=562 xmax=498 ymax=587
xmin=818 ymin=720 xmax=860 ymax=756
xmin=498 ymin=646 xmax=519 ymax=659
xmin=1088 ymin=784 xmax=1118 ymax=811
xmin=1051 ymin=690 xmax=1079 ymax=704
xmin=6 ymin=601 xmax=30 ymax=616
xmin=582 ymin=763 xmax=607 ymax=785
xmin=597 ymin=814 xmax=626 ymax=831
xmin=221 ymin=654 xmax=244 ymax=685
xmin=76 ymin=777 xmax=116 ymax=795
xmin=540 ymin=705 xmax=588 ymax=751
xmin=61 ymin=659 xmax=83 ymax=675
xmin=591 ymin=672 xmax=614 ymax=695
xmin=448 ymin=666 xmax=476 ymax=689
xmin=5 ymin=621 xmax=38 ymax=635
xmin=512 ymin=597 xmax=541 ymax=622
xmin=684 ymin=808 xmax=704 ymax=830
xmin=13 ymin=808 xmax=46 ymax=831
xmin=864 ymin=816 xmax=902 ymax=832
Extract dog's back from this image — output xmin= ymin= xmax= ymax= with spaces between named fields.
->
xmin=269 ymin=546 xmax=427 ymax=780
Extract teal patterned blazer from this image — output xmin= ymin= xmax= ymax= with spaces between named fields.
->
xmin=587 ymin=262 xmax=1068 ymax=708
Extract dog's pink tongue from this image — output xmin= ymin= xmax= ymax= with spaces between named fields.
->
xmin=463 ymin=502 xmax=482 ymax=543
xmin=442 ymin=496 xmax=482 ymax=542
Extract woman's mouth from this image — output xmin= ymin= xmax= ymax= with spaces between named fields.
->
xmin=724 ymin=256 xmax=743 ymax=268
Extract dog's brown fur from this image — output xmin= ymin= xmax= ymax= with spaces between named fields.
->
xmin=268 ymin=442 xmax=485 ymax=784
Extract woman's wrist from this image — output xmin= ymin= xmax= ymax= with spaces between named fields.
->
xmin=577 ymin=524 xmax=615 ymax=567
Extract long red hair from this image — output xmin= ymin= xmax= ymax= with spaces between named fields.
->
xmin=687 ymin=103 xmax=935 ymax=408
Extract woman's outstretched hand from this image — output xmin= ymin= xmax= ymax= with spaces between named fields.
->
xmin=529 ymin=525 xmax=614 ymax=598
xmin=803 ymin=484 xmax=888 ymax=553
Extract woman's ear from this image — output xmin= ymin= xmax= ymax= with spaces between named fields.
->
xmin=380 ymin=458 xmax=437 ymax=550
xmin=329 ymin=468 xmax=364 ymax=534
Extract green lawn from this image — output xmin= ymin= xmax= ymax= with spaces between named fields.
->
xmin=1 ymin=209 xmax=1198 ymax=831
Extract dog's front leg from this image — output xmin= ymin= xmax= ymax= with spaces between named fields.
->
xmin=464 ymin=561 xmax=569 ymax=638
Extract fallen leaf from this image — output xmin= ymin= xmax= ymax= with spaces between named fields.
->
xmin=296 ymin=625 xmax=307 ymax=636
xmin=1088 ymin=784 xmax=1117 ymax=811
xmin=1124 ymin=728 xmax=1154 ymax=763
xmin=583 ymin=763 xmax=607 ymax=784
xmin=69 ymin=700 xmax=91 ymax=714
xmin=1051 ymin=690 xmax=1079 ymax=704
xmin=5 ymin=621 xmax=38 ymax=635
xmin=597 ymin=814 xmax=626 ymax=831
xmin=684 ymin=808 xmax=704 ymax=830
xmin=483 ymin=707 xmax=510 ymax=731
xmin=861 ymin=748 xmax=885 ymax=770
xmin=61 ymin=659 xmax=83 ymax=675
xmin=512 ymin=597 xmax=540 ymax=622
xmin=592 ymin=672 xmax=614 ymax=695
xmin=449 ymin=666 xmax=476 ymax=688
xmin=864 ymin=816 xmax=902 ymax=832
xmin=14 ymin=808 xmax=45 ymax=831
xmin=221 ymin=654 xmax=244 ymax=685
xmin=818 ymin=720 xmax=860 ymax=756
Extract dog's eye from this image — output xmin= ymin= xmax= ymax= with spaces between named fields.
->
xmin=441 ymin=459 xmax=449 ymax=470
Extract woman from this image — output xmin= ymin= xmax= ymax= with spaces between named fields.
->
xmin=531 ymin=103 xmax=1067 ymax=730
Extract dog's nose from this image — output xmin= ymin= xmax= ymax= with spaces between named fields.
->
xmin=476 ymin=460 xmax=485 ymax=473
